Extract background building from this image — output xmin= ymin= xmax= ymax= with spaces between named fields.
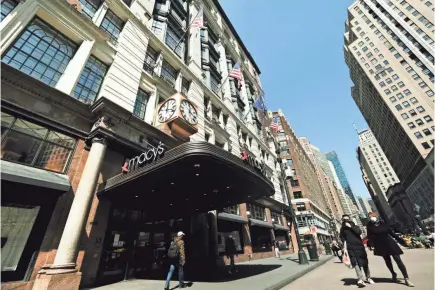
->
xmin=344 ymin=0 xmax=434 ymax=221
xmin=358 ymin=196 xmax=374 ymax=217
xmin=298 ymin=137 xmax=345 ymax=224
xmin=271 ymin=110 xmax=333 ymax=242
xmin=326 ymin=151 xmax=358 ymax=206
xmin=328 ymin=160 xmax=365 ymax=233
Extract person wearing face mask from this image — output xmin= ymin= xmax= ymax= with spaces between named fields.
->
xmin=366 ymin=212 xmax=415 ymax=287
xmin=340 ymin=214 xmax=373 ymax=287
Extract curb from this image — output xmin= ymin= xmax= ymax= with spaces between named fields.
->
xmin=265 ymin=255 xmax=335 ymax=290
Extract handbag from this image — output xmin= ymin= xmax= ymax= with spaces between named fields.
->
xmin=342 ymin=241 xmax=353 ymax=269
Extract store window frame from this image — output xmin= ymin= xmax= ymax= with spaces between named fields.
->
xmin=133 ymin=89 xmax=150 ymax=120
xmin=1 ymin=0 xmax=19 ymax=22
xmin=1 ymin=111 xmax=77 ymax=174
xmin=100 ymin=9 xmax=124 ymax=45
xmin=2 ymin=17 xmax=77 ymax=88
xmin=73 ymin=55 xmax=108 ymax=105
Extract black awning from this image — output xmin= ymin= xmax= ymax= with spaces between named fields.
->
xmin=97 ymin=142 xmax=274 ymax=220
xmin=249 ymin=218 xmax=273 ymax=229
xmin=273 ymin=224 xmax=290 ymax=232
xmin=217 ymin=212 xmax=248 ymax=224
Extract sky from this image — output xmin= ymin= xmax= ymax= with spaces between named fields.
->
xmin=220 ymin=0 xmax=370 ymax=198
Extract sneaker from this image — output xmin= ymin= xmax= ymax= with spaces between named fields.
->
xmin=405 ymin=279 xmax=415 ymax=287
xmin=357 ymin=279 xmax=366 ymax=287
xmin=366 ymin=278 xmax=375 ymax=284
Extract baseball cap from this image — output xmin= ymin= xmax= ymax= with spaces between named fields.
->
xmin=177 ymin=231 xmax=185 ymax=237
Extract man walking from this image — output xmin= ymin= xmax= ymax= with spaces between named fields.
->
xmin=225 ymin=234 xmax=238 ymax=274
xmin=165 ymin=231 xmax=186 ymax=290
xmin=331 ymin=240 xmax=342 ymax=262
xmin=274 ymin=240 xmax=281 ymax=258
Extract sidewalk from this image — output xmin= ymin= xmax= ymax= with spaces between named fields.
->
xmin=88 ymin=253 xmax=334 ymax=290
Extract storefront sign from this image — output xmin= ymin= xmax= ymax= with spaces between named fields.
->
xmin=241 ymin=151 xmax=266 ymax=176
xmin=122 ymin=142 xmax=165 ymax=173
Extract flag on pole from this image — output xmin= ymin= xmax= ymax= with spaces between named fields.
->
xmin=229 ymin=62 xmax=243 ymax=89
xmin=270 ymin=117 xmax=279 ymax=133
xmin=191 ymin=8 xmax=204 ymax=28
xmin=253 ymin=95 xmax=267 ymax=112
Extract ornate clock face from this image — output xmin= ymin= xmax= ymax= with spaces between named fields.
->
xmin=158 ymin=99 xmax=176 ymax=123
xmin=180 ymin=100 xmax=198 ymax=125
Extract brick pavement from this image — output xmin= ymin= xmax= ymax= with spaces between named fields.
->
xmin=281 ymin=248 xmax=434 ymax=290
xmin=87 ymin=253 xmax=333 ymax=290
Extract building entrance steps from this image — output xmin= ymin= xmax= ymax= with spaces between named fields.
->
xmin=86 ymin=253 xmax=333 ymax=290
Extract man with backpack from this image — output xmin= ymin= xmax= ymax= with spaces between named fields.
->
xmin=165 ymin=231 xmax=186 ymax=290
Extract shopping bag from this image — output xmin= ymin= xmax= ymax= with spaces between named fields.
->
xmin=342 ymin=241 xmax=353 ymax=269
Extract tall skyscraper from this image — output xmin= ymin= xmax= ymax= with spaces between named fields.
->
xmin=344 ymin=0 xmax=434 ymax=214
xmin=326 ymin=151 xmax=358 ymax=206
xmin=328 ymin=160 xmax=365 ymax=233
xmin=358 ymin=196 xmax=372 ymax=217
xmin=358 ymin=129 xmax=400 ymax=195
xmin=298 ymin=137 xmax=345 ymax=222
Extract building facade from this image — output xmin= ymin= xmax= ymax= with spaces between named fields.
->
xmin=357 ymin=196 xmax=374 ymax=217
xmin=328 ymin=160 xmax=365 ymax=233
xmin=298 ymin=137 xmax=345 ymax=224
xmin=326 ymin=151 xmax=358 ymax=206
xmin=271 ymin=110 xmax=333 ymax=242
xmin=0 ymin=1 xmax=293 ymax=289
xmin=344 ymin=0 xmax=434 ymax=218
xmin=358 ymin=129 xmax=400 ymax=194
xmin=357 ymin=146 xmax=396 ymax=224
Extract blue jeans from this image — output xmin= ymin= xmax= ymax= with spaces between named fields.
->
xmin=165 ymin=263 xmax=184 ymax=289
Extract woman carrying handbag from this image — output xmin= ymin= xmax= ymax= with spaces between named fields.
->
xmin=366 ymin=212 xmax=415 ymax=287
xmin=340 ymin=214 xmax=374 ymax=287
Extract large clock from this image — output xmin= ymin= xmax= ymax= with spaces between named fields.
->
xmin=180 ymin=99 xmax=198 ymax=125
xmin=158 ymin=99 xmax=176 ymax=123
xmin=155 ymin=93 xmax=198 ymax=138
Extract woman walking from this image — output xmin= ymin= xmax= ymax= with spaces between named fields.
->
xmin=366 ymin=212 xmax=415 ymax=287
xmin=340 ymin=214 xmax=374 ymax=287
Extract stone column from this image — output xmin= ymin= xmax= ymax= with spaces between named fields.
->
xmin=239 ymin=203 xmax=252 ymax=256
xmin=92 ymin=1 xmax=109 ymax=27
xmin=55 ymin=40 xmax=95 ymax=96
xmin=50 ymin=137 xmax=107 ymax=272
xmin=208 ymin=210 xmax=219 ymax=263
xmin=144 ymin=89 xmax=157 ymax=125
xmin=187 ymin=3 xmax=202 ymax=76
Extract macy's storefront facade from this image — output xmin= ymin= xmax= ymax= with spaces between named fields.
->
xmin=1 ymin=67 xmax=295 ymax=290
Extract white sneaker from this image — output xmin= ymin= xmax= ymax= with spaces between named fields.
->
xmin=366 ymin=278 xmax=375 ymax=284
xmin=357 ymin=280 xmax=366 ymax=287
xmin=405 ymin=279 xmax=415 ymax=287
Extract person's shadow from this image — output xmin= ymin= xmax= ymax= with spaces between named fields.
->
xmin=170 ymin=282 xmax=193 ymax=289
xmin=341 ymin=277 xmax=398 ymax=286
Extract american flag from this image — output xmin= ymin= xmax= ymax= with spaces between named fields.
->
xmin=270 ymin=117 xmax=279 ymax=133
xmin=191 ymin=8 xmax=204 ymax=28
xmin=229 ymin=62 xmax=243 ymax=88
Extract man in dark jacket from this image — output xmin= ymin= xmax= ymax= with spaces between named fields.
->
xmin=366 ymin=212 xmax=414 ymax=287
xmin=225 ymin=234 xmax=238 ymax=274
xmin=340 ymin=214 xmax=373 ymax=287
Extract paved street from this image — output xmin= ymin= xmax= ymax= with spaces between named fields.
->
xmin=88 ymin=253 xmax=332 ymax=290
xmin=281 ymin=249 xmax=434 ymax=290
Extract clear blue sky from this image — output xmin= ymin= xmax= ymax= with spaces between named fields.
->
xmin=220 ymin=0 xmax=370 ymax=198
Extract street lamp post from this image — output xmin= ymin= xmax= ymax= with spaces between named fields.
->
xmin=269 ymin=134 xmax=309 ymax=265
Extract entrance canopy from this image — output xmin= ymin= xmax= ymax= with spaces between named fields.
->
xmin=97 ymin=142 xmax=274 ymax=220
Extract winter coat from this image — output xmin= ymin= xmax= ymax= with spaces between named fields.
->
xmin=366 ymin=221 xmax=403 ymax=257
xmin=340 ymin=221 xmax=368 ymax=267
